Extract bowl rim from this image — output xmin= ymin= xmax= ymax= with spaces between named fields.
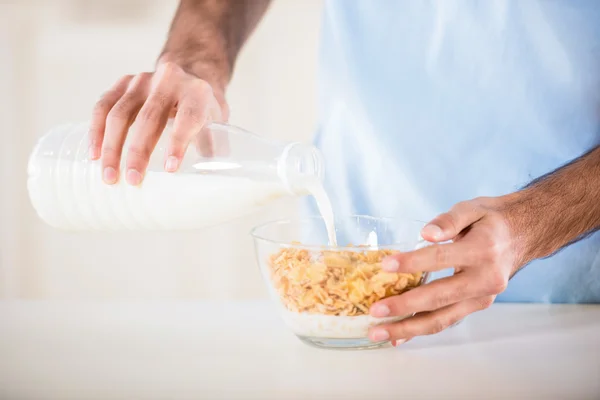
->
xmin=250 ymin=214 xmax=429 ymax=251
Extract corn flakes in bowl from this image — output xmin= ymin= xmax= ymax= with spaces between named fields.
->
xmin=251 ymin=215 xmax=431 ymax=350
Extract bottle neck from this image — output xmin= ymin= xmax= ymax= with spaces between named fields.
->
xmin=277 ymin=142 xmax=325 ymax=195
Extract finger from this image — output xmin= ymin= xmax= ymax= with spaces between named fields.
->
xmin=196 ymin=125 xmax=216 ymax=158
xmin=193 ymin=93 xmax=227 ymax=158
xmin=101 ymin=73 xmax=152 ymax=184
xmin=381 ymin=241 xmax=477 ymax=273
xmin=370 ymin=272 xmax=486 ymax=317
xmin=89 ymin=75 xmax=134 ymax=161
xmin=165 ymin=83 xmax=213 ymax=172
xmin=168 ymin=105 xmax=178 ymax=119
xmin=392 ymin=338 xmax=410 ymax=347
xmin=369 ymin=296 xmax=494 ymax=342
xmin=421 ymin=200 xmax=487 ymax=242
xmin=126 ymin=66 xmax=178 ymax=185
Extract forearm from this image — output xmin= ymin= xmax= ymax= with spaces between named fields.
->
xmin=158 ymin=0 xmax=271 ymax=92
xmin=504 ymin=145 xmax=600 ymax=263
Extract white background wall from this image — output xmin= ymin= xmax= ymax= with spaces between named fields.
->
xmin=0 ymin=0 xmax=323 ymax=299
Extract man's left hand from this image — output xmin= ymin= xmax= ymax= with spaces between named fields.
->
xmin=368 ymin=196 xmax=527 ymax=345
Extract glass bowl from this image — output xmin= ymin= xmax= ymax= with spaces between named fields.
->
xmin=251 ymin=215 xmax=431 ymax=350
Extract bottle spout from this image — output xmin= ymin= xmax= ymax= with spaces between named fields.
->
xmin=277 ymin=142 xmax=325 ymax=195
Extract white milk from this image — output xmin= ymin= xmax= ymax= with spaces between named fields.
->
xmin=28 ymin=159 xmax=289 ymax=231
xmin=280 ymin=309 xmax=405 ymax=339
xmin=28 ymin=159 xmax=339 ymax=243
xmin=306 ymin=181 xmax=338 ymax=246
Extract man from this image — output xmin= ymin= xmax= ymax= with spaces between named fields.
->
xmin=88 ymin=1 xmax=600 ymax=345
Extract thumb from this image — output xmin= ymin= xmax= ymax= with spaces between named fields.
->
xmin=422 ymin=200 xmax=486 ymax=242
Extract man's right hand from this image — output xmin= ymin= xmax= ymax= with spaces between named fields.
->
xmin=88 ymin=61 xmax=227 ymax=186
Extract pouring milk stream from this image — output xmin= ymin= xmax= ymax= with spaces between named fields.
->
xmin=28 ymin=121 xmax=338 ymax=245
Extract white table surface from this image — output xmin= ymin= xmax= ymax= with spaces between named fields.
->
xmin=0 ymin=301 xmax=598 ymax=400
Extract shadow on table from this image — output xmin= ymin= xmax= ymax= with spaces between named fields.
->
xmin=400 ymin=304 xmax=599 ymax=350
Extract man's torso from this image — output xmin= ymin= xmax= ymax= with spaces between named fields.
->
xmin=309 ymin=0 xmax=600 ymax=303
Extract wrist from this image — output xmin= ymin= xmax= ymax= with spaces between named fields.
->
xmin=484 ymin=146 xmax=599 ymax=271
xmin=498 ymin=189 xmax=557 ymax=266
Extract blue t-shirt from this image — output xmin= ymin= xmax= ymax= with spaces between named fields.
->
xmin=308 ymin=0 xmax=600 ymax=303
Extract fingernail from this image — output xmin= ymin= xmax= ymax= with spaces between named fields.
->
xmin=103 ymin=167 xmax=117 ymax=184
xmin=165 ymin=156 xmax=179 ymax=172
xmin=422 ymin=224 xmax=443 ymax=240
xmin=370 ymin=329 xmax=390 ymax=342
xmin=89 ymin=146 xmax=100 ymax=160
xmin=382 ymin=257 xmax=399 ymax=272
xmin=370 ymin=303 xmax=390 ymax=317
xmin=126 ymin=169 xmax=142 ymax=186
xmin=393 ymin=339 xmax=407 ymax=347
